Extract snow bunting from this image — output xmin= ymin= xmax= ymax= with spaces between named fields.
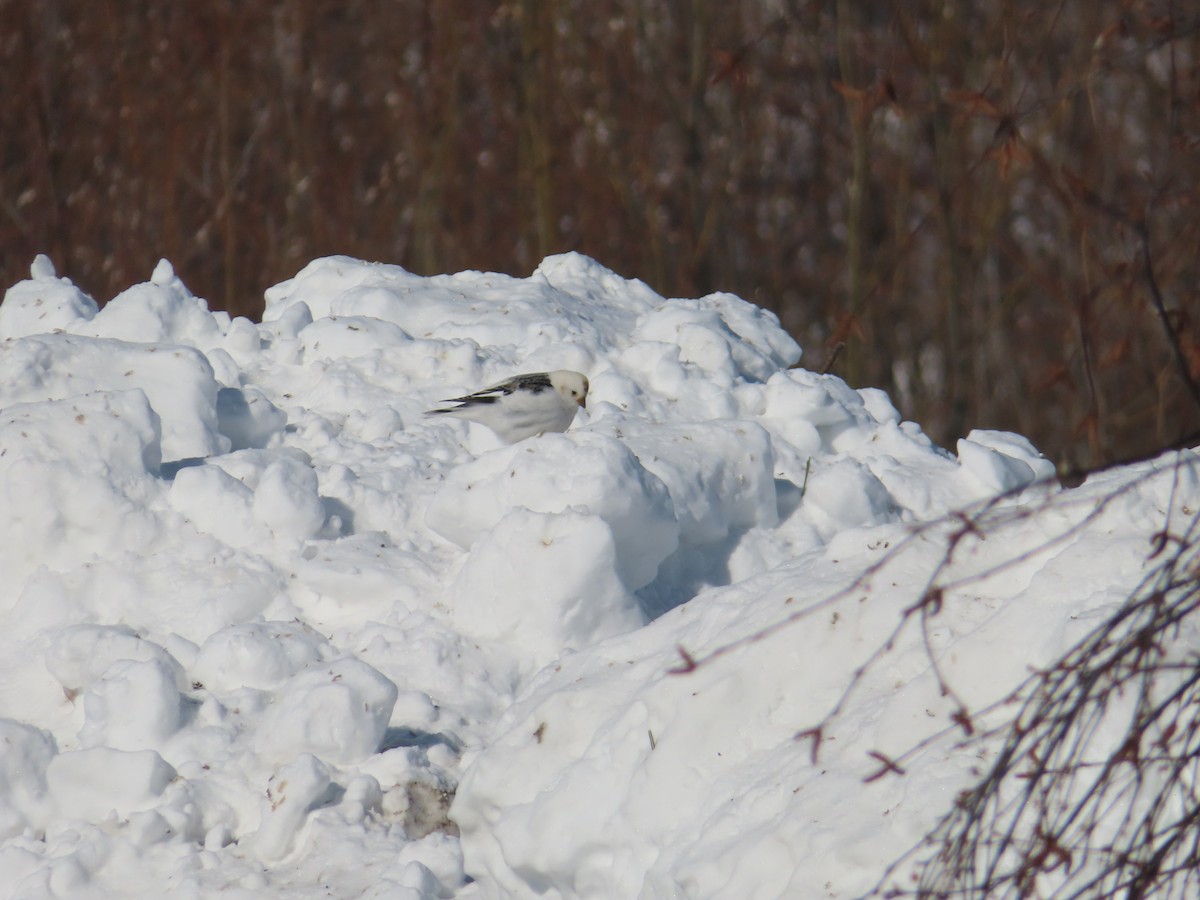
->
xmin=425 ymin=370 xmax=588 ymax=443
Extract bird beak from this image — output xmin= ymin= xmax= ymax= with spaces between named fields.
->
xmin=577 ymin=397 xmax=586 ymax=408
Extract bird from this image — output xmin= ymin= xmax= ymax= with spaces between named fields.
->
xmin=425 ymin=370 xmax=589 ymax=443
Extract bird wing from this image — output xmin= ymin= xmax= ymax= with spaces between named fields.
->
xmin=439 ymin=373 xmax=553 ymax=407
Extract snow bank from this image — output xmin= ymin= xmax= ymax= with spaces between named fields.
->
xmin=426 ymin=432 xmax=679 ymax=591
xmin=0 ymin=250 xmax=1189 ymax=899
xmin=0 ymin=389 xmax=164 ymax=588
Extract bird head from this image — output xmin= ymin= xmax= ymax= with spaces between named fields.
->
xmin=551 ymin=370 xmax=589 ymax=408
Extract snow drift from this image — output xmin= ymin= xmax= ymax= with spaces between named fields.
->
xmin=0 ymin=251 xmax=1193 ymax=898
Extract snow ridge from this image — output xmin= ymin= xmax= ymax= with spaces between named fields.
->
xmin=0 ymin=252 xmax=1188 ymax=898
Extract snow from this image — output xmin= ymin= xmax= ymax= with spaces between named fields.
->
xmin=0 ymin=251 xmax=1194 ymax=898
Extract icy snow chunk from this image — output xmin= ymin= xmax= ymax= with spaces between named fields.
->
xmin=957 ymin=439 xmax=1032 ymax=493
xmin=532 ymin=252 xmax=662 ymax=315
xmin=619 ymin=421 xmax=778 ymax=545
xmin=252 ymin=754 xmax=333 ymax=862
xmin=330 ymin=284 xmax=422 ymax=323
xmin=453 ymin=683 xmax=660 ymax=897
xmin=699 ymin=292 xmax=802 ymax=371
xmin=292 ymin=533 xmax=439 ymax=621
xmin=45 ymin=747 xmax=177 ymax=822
xmin=0 ymin=391 xmax=164 ymax=586
xmin=204 ymin=346 xmax=243 ymax=387
xmin=272 ymin=257 xmax=505 ymax=348
xmin=633 ymin=298 xmax=798 ymax=382
xmin=0 ymin=387 xmax=161 ymax=478
xmin=391 ymin=690 xmax=439 ymax=731
xmin=223 ymin=314 xmax=262 ymax=353
xmin=45 ymin=625 xmax=186 ymax=695
xmin=802 ymin=457 xmax=899 ymax=538
xmin=0 ymin=257 xmax=99 ymax=338
xmin=169 ymin=463 xmax=264 ymax=546
xmin=762 ymin=369 xmax=860 ymax=426
xmin=957 ymin=430 xmax=1055 ymax=496
xmin=960 ymin=429 xmax=1056 ymax=494
xmin=297 ymin=315 xmax=411 ymax=362
xmin=262 ymin=253 xmax=665 ymax=370
xmin=637 ymin=306 xmax=739 ymax=377
xmin=30 ymin=254 xmax=57 ymax=280
xmin=0 ymin=719 xmax=57 ymax=840
xmin=252 ymin=456 xmax=327 ymax=541
xmin=448 ymin=509 xmax=644 ymax=668
xmin=426 ymin=432 xmax=679 ymax=591
xmin=613 ymin=341 xmax=741 ymax=421
xmin=192 ymin=622 xmax=332 ymax=693
xmin=150 ymin=258 xmax=175 ymax=285
xmin=333 ymin=770 xmax=385 ymax=828
xmin=81 ymin=267 xmax=224 ymax=350
xmin=0 ymin=333 xmax=226 ymax=460
xmin=169 ymin=450 xmax=325 ymax=545
xmin=395 ymin=859 xmax=450 ymax=895
xmin=265 ymin=299 xmax=315 ymax=340
xmin=255 ymin=657 xmax=399 ymax=766
xmin=79 ymin=658 xmax=182 ymax=752
xmin=263 ymin=256 xmax=408 ymax=323
xmin=859 ymin=387 xmax=902 ymax=425
xmin=757 ymin=369 xmax=898 ymax=458
xmin=216 ymin=386 xmax=287 ymax=450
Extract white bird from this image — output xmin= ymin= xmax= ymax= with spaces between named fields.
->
xmin=425 ymin=370 xmax=588 ymax=443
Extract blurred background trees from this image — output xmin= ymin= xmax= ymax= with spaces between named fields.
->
xmin=3 ymin=0 xmax=1199 ymax=469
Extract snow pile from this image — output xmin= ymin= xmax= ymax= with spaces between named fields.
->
xmin=0 ymin=252 xmax=1191 ymax=898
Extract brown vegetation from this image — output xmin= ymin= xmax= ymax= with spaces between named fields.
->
xmin=3 ymin=1 xmax=1199 ymax=467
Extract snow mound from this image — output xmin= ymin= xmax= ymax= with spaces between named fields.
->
xmin=0 ymin=390 xmax=164 ymax=588
xmin=254 ymin=656 xmax=398 ymax=766
xmin=0 ymin=333 xmax=224 ymax=460
xmin=0 ymin=256 xmax=99 ymax=338
xmin=426 ymin=432 xmax=679 ymax=591
xmin=0 ymin=252 xmax=1192 ymax=899
xmin=447 ymin=508 xmax=644 ymax=671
